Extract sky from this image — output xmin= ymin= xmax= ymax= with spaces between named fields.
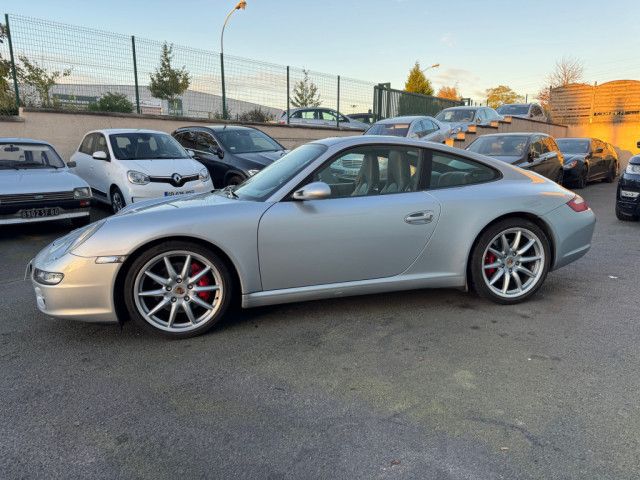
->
xmin=5 ymin=0 xmax=640 ymax=103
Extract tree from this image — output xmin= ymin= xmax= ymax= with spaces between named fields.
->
xmin=18 ymin=56 xmax=71 ymax=108
xmin=537 ymin=56 xmax=585 ymax=110
xmin=238 ymin=106 xmax=275 ymax=123
xmin=88 ymin=93 xmax=134 ymax=113
xmin=0 ymin=23 xmax=19 ymax=114
xmin=291 ymin=69 xmax=321 ymax=107
xmin=437 ymin=85 xmax=462 ymax=101
xmin=485 ymin=85 xmax=523 ymax=108
xmin=149 ymin=42 xmax=190 ymax=105
xmin=404 ymin=61 xmax=434 ymax=96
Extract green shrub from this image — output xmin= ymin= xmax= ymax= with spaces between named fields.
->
xmin=88 ymin=93 xmax=134 ymax=113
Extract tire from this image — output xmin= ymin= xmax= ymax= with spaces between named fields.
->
xmin=470 ymin=218 xmax=550 ymax=305
xmin=124 ymin=241 xmax=233 ymax=338
xmin=575 ymin=165 xmax=588 ymax=189
xmin=111 ymin=187 xmax=126 ymax=214
xmin=603 ymin=163 xmax=616 ymax=183
xmin=226 ymin=175 xmax=244 ymax=187
xmin=71 ymin=216 xmax=91 ymax=228
xmin=616 ymin=205 xmax=638 ymax=221
xmin=555 ymin=169 xmax=564 ymax=185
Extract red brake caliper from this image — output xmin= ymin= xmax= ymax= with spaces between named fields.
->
xmin=484 ymin=252 xmax=496 ymax=278
xmin=190 ymin=262 xmax=211 ymax=302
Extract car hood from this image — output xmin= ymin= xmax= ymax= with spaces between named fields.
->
xmin=562 ymin=154 xmax=586 ymax=164
xmin=490 ymin=155 xmax=526 ymax=165
xmin=0 ymin=168 xmax=88 ymax=195
xmin=123 ymin=158 xmax=204 ymax=175
xmin=233 ymin=150 xmax=288 ymax=167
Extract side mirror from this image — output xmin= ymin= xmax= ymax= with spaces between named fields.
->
xmin=529 ymin=151 xmax=540 ymax=160
xmin=476 ymin=117 xmax=482 ymax=123
xmin=292 ymin=181 xmax=331 ymax=201
xmin=637 ymin=140 xmax=640 ymax=149
xmin=187 ymin=149 xmax=195 ymax=157
xmin=92 ymin=151 xmax=109 ymax=161
xmin=209 ymin=145 xmax=224 ymax=159
xmin=594 ymin=148 xmax=603 ymax=154
xmin=67 ymin=160 xmax=76 ymax=168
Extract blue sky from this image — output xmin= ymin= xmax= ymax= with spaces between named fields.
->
xmin=6 ymin=0 xmax=640 ymax=102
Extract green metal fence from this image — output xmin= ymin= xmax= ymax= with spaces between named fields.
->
xmin=373 ymin=84 xmax=464 ymax=120
xmin=0 ymin=14 xmax=376 ymax=122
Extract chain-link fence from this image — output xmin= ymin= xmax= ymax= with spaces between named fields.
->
xmin=1 ymin=14 xmax=378 ymax=122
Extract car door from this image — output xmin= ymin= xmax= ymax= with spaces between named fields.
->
xmin=541 ymin=135 xmax=561 ymax=181
xmin=591 ymin=139 xmax=606 ymax=177
xmin=71 ymin=133 xmax=96 ymax=189
xmin=422 ymin=119 xmax=444 ymax=142
xmin=257 ymin=145 xmax=441 ymax=291
xmin=195 ymin=131 xmax=227 ymax=187
xmin=526 ymin=135 xmax=548 ymax=177
xmin=88 ymin=133 xmax=113 ymax=198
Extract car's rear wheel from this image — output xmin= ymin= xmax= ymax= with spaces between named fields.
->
xmin=575 ymin=165 xmax=588 ymax=189
xmin=111 ymin=187 xmax=125 ymax=214
xmin=470 ymin=219 xmax=550 ymax=304
xmin=124 ymin=241 xmax=232 ymax=338
xmin=604 ymin=163 xmax=617 ymax=183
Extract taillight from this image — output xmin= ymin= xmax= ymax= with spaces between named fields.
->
xmin=567 ymin=195 xmax=588 ymax=212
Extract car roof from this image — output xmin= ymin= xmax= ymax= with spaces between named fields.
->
xmin=499 ymin=103 xmax=535 ymax=107
xmin=86 ymin=129 xmax=170 ymax=135
xmin=472 ymin=132 xmax=545 ymax=138
xmin=0 ymin=137 xmax=55 ymax=146
xmin=375 ymin=116 xmax=430 ymax=124
xmin=557 ymin=137 xmax=593 ymax=141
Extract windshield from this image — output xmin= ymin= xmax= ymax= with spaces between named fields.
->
xmin=109 ymin=132 xmax=189 ymax=160
xmin=216 ymin=129 xmax=284 ymax=154
xmin=496 ymin=104 xmax=529 ymax=115
xmin=234 ymin=144 xmax=327 ymax=201
xmin=435 ymin=108 xmax=476 ymax=123
xmin=556 ymin=139 xmax=590 ymax=154
xmin=467 ymin=135 xmax=529 ymax=157
xmin=0 ymin=143 xmax=66 ymax=169
xmin=364 ymin=123 xmax=410 ymax=137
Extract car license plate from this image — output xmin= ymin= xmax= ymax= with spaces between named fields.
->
xmin=20 ymin=207 xmax=60 ymax=219
xmin=164 ymin=190 xmax=195 ymax=197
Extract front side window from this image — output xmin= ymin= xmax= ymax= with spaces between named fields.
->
xmin=79 ymin=134 xmax=95 ymax=154
xmin=530 ymin=136 xmax=543 ymax=155
xmin=95 ymin=134 xmax=108 ymax=155
xmin=313 ymin=145 xmax=423 ymax=198
xmin=175 ymin=131 xmax=198 ymax=150
xmin=429 ymin=152 xmax=499 ymax=188
xmin=196 ymin=132 xmax=219 ymax=151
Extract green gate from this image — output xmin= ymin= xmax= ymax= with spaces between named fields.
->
xmin=373 ymin=83 xmax=464 ymax=121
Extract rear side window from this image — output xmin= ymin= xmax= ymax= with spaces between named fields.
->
xmin=428 ymin=152 xmax=499 ymax=188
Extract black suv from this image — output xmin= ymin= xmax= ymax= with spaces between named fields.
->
xmin=616 ymin=145 xmax=640 ymax=221
xmin=172 ymin=126 xmax=288 ymax=188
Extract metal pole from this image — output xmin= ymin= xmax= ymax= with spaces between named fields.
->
xmin=336 ymin=75 xmax=340 ymax=128
xmin=5 ymin=14 xmax=20 ymax=110
xmin=220 ymin=52 xmax=226 ymax=119
xmin=286 ymin=66 xmax=290 ymax=125
xmin=131 ymin=36 xmax=140 ymax=114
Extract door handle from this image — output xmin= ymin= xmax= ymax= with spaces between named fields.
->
xmin=404 ymin=211 xmax=434 ymax=225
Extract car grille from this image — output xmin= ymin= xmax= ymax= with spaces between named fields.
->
xmin=149 ymin=174 xmax=199 ymax=188
xmin=0 ymin=191 xmax=74 ymax=205
xmin=342 ymin=158 xmax=362 ymax=169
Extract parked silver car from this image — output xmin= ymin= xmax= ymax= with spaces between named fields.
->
xmin=29 ymin=136 xmax=595 ymax=338
xmin=496 ymin=103 xmax=547 ymax=122
xmin=0 ymin=138 xmax=92 ymax=227
xmin=364 ymin=115 xmax=452 ymax=143
xmin=279 ymin=107 xmax=368 ymax=130
xmin=435 ymin=106 xmax=503 ymax=135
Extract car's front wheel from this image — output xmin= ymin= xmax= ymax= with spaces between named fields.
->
xmin=603 ymin=163 xmax=617 ymax=183
xmin=575 ymin=166 xmax=588 ymax=189
xmin=111 ymin=187 xmax=125 ymax=214
xmin=226 ymin=175 xmax=244 ymax=187
xmin=470 ymin=219 xmax=550 ymax=304
xmin=124 ymin=241 xmax=233 ymax=338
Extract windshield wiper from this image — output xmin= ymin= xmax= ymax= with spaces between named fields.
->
xmin=222 ymin=185 xmax=238 ymax=199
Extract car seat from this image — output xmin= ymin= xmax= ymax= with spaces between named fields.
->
xmin=351 ymin=153 xmax=379 ymax=196
xmin=381 ymin=150 xmax=411 ymax=193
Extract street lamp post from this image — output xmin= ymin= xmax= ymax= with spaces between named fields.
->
xmin=220 ymin=1 xmax=246 ymax=120
xmin=421 ymin=63 xmax=440 ymax=73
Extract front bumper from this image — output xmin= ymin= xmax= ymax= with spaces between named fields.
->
xmin=616 ymin=174 xmax=640 ymax=216
xmin=29 ymin=246 xmax=122 ymax=324
xmin=562 ymin=162 xmax=584 ymax=183
xmin=0 ymin=198 xmax=91 ymax=225
xmin=124 ymin=179 xmax=213 ymax=205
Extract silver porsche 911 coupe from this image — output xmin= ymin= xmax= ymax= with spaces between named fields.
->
xmin=29 ymin=136 xmax=596 ymax=338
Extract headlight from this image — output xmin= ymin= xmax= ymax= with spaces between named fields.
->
xmin=625 ymin=164 xmax=640 ymax=175
xmin=73 ymin=187 xmax=92 ymax=198
xmin=248 ymin=169 xmax=260 ymax=176
xmin=566 ymin=161 xmax=578 ymax=168
xmin=620 ymin=190 xmax=639 ymax=199
xmin=453 ymin=126 xmax=463 ymax=133
xmin=48 ymin=219 xmax=106 ymax=259
xmin=127 ymin=171 xmax=150 ymax=185
xmin=33 ymin=268 xmax=64 ymax=285
xmin=199 ymin=168 xmax=210 ymax=181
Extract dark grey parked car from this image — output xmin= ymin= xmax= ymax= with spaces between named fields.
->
xmin=556 ymin=137 xmax=618 ymax=189
xmin=364 ymin=116 xmax=452 ymax=143
xmin=466 ymin=132 xmax=564 ymax=183
xmin=496 ymin=103 xmax=547 ymax=122
xmin=435 ymin=106 xmax=503 ymax=136
xmin=172 ymin=126 xmax=289 ymax=187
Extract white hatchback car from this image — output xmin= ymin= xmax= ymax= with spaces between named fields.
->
xmin=70 ymin=129 xmax=213 ymax=213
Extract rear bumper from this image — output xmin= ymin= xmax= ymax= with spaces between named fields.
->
xmin=543 ymin=203 xmax=596 ymax=270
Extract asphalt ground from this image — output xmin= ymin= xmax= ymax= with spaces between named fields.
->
xmin=1 ymin=181 xmax=639 ymax=480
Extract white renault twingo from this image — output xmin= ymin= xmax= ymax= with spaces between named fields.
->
xmin=70 ymin=129 xmax=213 ymax=213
